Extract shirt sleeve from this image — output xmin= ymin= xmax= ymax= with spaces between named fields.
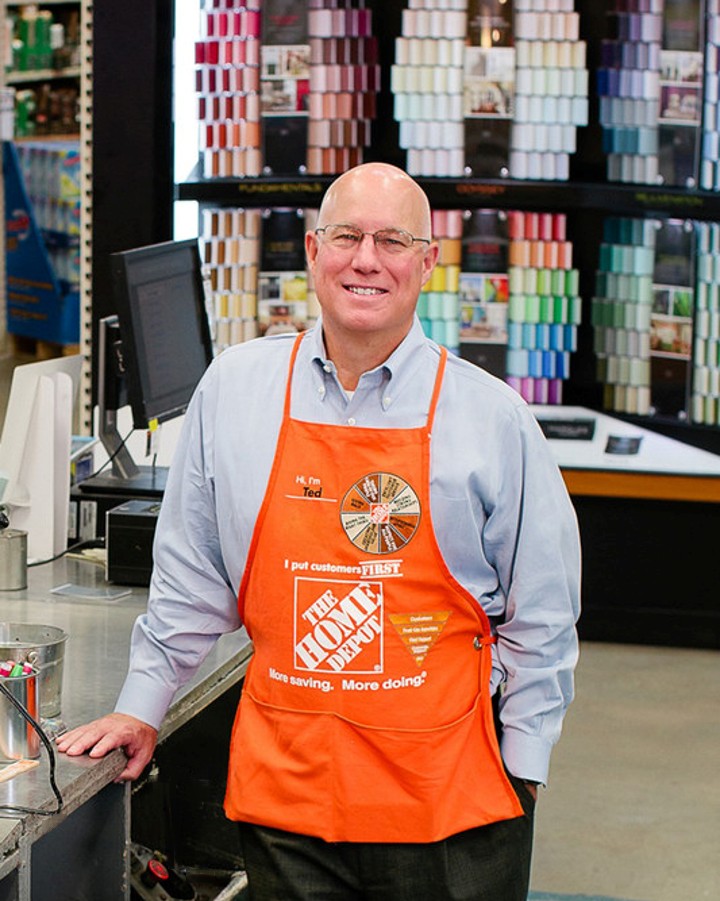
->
xmin=114 ymin=365 xmax=241 ymax=729
xmin=486 ymin=404 xmax=581 ymax=785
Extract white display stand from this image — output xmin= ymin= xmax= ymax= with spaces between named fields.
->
xmin=532 ymin=405 xmax=720 ymax=476
xmin=0 ymin=355 xmax=84 ymax=560
xmin=531 ymin=405 xmax=720 ymax=502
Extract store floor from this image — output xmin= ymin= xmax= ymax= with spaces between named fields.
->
xmin=529 ymin=641 xmax=719 ymax=901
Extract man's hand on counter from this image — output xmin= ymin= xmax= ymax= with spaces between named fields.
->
xmin=56 ymin=713 xmax=158 ymax=782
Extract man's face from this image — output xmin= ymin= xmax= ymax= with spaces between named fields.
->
xmin=305 ymin=173 xmax=438 ymax=348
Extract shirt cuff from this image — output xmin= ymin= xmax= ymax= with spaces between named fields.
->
xmin=500 ymin=726 xmax=553 ymax=786
xmin=114 ymin=669 xmax=176 ymax=731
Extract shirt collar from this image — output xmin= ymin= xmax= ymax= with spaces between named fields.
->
xmin=308 ymin=315 xmax=428 ymax=382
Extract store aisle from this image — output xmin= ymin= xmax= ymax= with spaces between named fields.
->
xmin=529 ymin=641 xmax=720 ymax=901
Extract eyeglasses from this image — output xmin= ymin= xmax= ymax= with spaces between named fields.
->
xmin=314 ymin=224 xmax=432 ymax=254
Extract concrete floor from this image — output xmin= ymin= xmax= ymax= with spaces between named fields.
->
xmin=530 ymin=641 xmax=720 ymax=901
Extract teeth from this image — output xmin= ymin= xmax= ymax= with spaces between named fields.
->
xmin=347 ymin=286 xmax=384 ymax=295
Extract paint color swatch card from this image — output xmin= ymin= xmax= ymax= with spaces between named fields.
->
xmin=657 ymin=0 xmax=703 ymax=187
xmin=392 ymin=1 xmax=467 ymax=177
xmin=195 ymin=1 xmax=262 ymax=178
xmin=592 ymin=217 xmax=655 ymax=415
xmin=692 ymin=222 xmax=720 ymax=426
xmin=598 ymin=0 xmax=663 ymax=184
xmin=418 ymin=209 xmax=463 ymax=352
xmin=505 ymin=210 xmax=581 ymax=404
xmin=508 ymin=0 xmax=588 ymax=181
xmin=650 ymin=218 xmax=694 ymax=416
xmin=307 ymin=1 xmax=379 ymax=174
xmin=464 ymin=0 xmax=514 ymax=177
xmin=261 ymin=0 xmax=309 ymax=174
xmin=459 ymin=210 xmax=510 ymax=379
xmin=201 ymin=206 xmax=261 ymax=350
xmin=701 ymin=0 xmax=720 ymax=189
xmin=258 ymin=208 xmax=309 ymax=336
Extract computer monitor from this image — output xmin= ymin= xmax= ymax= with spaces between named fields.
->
xmin=112 ymin=237 xmax=214 ymax=429
xmin=86 ymin=238 xmax=214 ymax=497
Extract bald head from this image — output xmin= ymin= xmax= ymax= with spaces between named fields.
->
xmin=317 ymin=163 xmax=433 ymax=240
xmin=304 ymin=162 xmax=439 ymax=383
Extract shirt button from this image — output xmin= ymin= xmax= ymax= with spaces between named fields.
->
xmin=323 ymin=363 xmax=332 ymax=373
xmin=318 ymin=386 xmax=325 ymax=396
xmin=347 ymin=417 xmax=356 ymax=426
xmin=383 ymin=396 xmax=392 ymax=406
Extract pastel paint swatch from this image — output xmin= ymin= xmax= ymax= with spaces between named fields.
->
xmin=701 ymin=0 xmax=720 ymax=190
xmin=505 ymin=210 xmax=581 ymax=403
xmin=418 ymin=209 xmax=463 ymax=350
xmin=392 ymin=0 xmax=467 ymax=177
xmin=307 ymin=0 xmax=380 ymax=174
xmin=195 ymin=1 xmax=263 ymax=178
xmin=592 ymin=217 xmax=656 ymax=414
xmin=597 ymin=0 xmax=663 ymax=184
xmin=693 ymin=221 xmax=720 ymax=425
xmin=510 ymin=0 xmax=589 ymax=181
xmin=201 ymin=206 xmax=262 ymax=349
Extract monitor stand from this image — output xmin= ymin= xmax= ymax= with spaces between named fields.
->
xmin=85 ymin=316 xmax=170 ymax=500
xmin=79 ymin=409 xmax=168 ymax=499
xmin=77 ymin=465 xmax=168 ymax=499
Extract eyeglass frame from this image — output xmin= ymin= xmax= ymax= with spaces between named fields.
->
xmin=314 ymin=224 xmax=433 ymax=252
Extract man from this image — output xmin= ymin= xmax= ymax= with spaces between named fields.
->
xmin=59 ymin=163 xmax=580 ymax=900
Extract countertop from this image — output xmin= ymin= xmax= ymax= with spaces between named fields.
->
xmin=0 ymin=554 xmax=252 ymax=869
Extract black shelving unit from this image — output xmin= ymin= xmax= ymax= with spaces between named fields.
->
xmin=85 ymin=0 xmax=720 ymax=646
xmin=177 ymin=174 xmax=720 ymax=221
xmin=171 ymin=0 xmax=720 ymax=652
xmin=89 ymin=0 xmax=720 ymax=458
xmin=174 ymin=177 xmax=720 ymax=456
xmin=89 ymin=0 xmax=175 ymax=405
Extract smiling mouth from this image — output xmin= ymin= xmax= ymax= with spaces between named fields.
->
xmin=345 ymin=285 xmax=386 ymax=296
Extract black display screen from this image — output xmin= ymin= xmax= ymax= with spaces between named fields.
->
xmin=109 ymin=239 xmax=214 ymax=429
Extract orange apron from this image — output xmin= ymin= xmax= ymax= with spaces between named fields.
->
xmin=224 ymin=334 xmax=523 ymax=842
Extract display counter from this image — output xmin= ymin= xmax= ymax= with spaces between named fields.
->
xmin=531 ymin=405 xmax=720 ymax=502
xmin=531 ymin=406 xmax=720 ymax=649
xmin=0 ymin=556 xmax=252 ymax=901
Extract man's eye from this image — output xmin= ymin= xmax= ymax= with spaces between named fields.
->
xmin=337 ymin=230 xmax=361 ymax=242
xmin=377 ymin=235 xmax=404 ymax=248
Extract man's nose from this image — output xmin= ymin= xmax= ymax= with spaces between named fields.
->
xmin=352 ymin=233 xmax=382 ymax=267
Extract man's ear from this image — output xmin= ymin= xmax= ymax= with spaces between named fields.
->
xmin=420 ymin=241 xmax=440 ymax=288
xmin=305 ymin=231 xmax=319 ymax=267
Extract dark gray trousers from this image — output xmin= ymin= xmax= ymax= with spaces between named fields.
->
xmin=238 ymin=775 xmax=535 ymax=901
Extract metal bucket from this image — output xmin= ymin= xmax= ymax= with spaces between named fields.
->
xmin=0 ymin=623 xmax=68 ymax=719
xmin=0 ymin=668 xmax=40 ymax=760
xmin=0 ymin=529 xmax=27 ymax=591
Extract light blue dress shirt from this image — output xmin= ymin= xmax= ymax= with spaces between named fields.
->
xmin=116 ymin=316 xmax=580 ymax=786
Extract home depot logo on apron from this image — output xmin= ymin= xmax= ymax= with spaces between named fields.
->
xmin=224 ymin=335 xmax=523 ymax=842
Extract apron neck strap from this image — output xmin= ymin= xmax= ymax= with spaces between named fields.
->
xmin=427 ymin=346 xmax=448 ymax=432
xmin=283 ymin=333 xmax=305 ymax=418
xmin=283 ymin=333 xmax=448 ymax=428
